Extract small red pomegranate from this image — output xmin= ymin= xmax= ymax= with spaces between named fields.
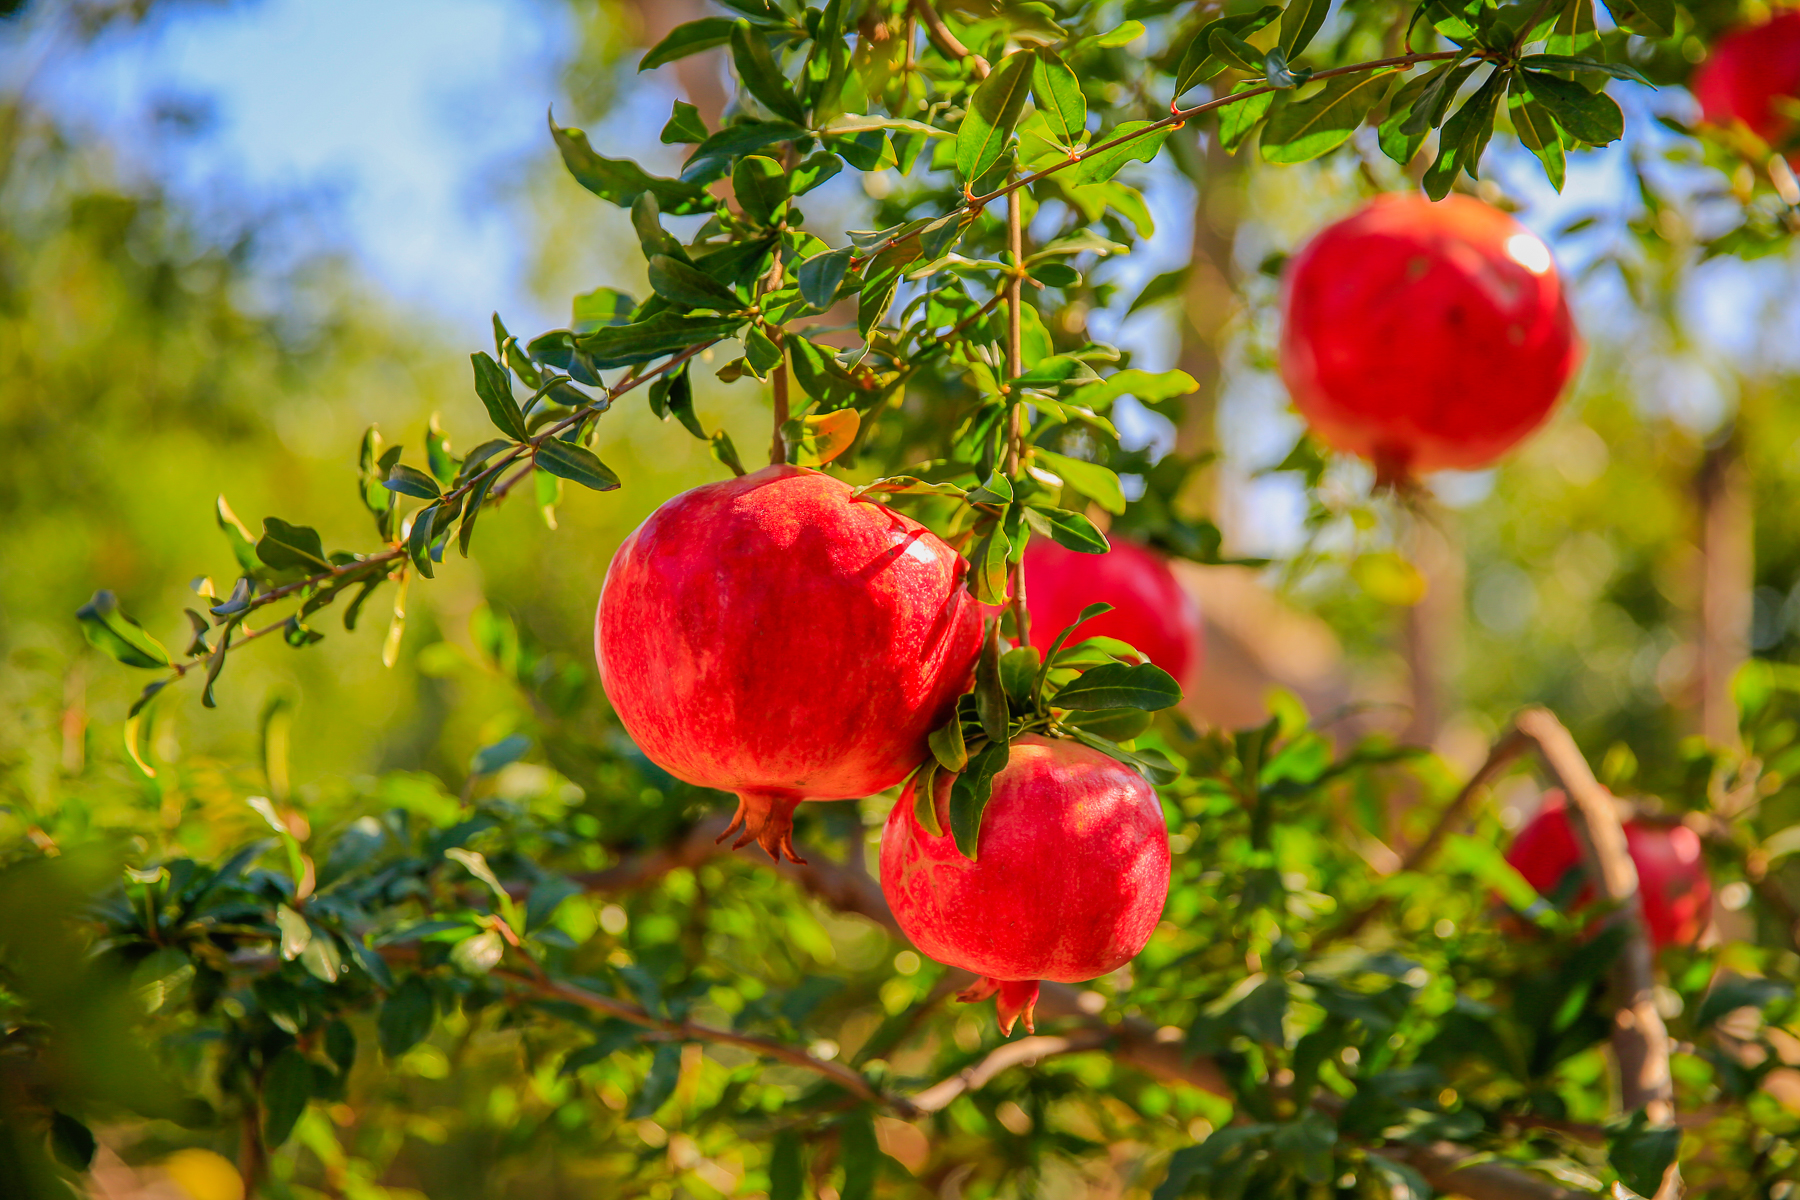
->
xmin=1022 ymin=538 xmax=1204 ymax=686
xmin=596 ymin=465 xmax=983 ymax=862
xmin=1279 ymin=193 xmax=1580 ymax=482
xmin=1505 ymin=792 xmax=1712 ymax=949
xmin=880 ymin=735 xmax=1171 ymax=1034
xmin=1692 ymin=13 xmax=1800 ymax=162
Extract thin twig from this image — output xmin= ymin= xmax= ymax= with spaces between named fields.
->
xmin=910 ymin=0 xmax=989 ymax=77
xmin=1003 ymin=181 xmax=1031 ymax=647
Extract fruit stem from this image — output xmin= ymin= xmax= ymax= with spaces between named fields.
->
xmin=1005 ymin=184 xmax=1033 ymax=650
xmin=718 ymin=788 xmax=807 ymax=864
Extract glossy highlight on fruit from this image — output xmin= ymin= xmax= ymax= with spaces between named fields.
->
xmin=1279 ymin=193 xmax=1580 ymax=481
xmin=1505 ymin=792 xmax=1712 ymax=949
xmin=1692 ymin=13 xmax=1800 ymax=161
xmin=1023 ymin=538 xmax=1204 ymax=686
xmin=880 ymin=735 xmax=1171 ymax=1034
xmin=596 ymin=465 xmax=984 ymax=863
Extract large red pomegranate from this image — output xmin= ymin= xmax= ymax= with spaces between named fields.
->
xmin=1692 ymin=13 xmax=1800 ymax=162
xmin=595 ymin=465 xmax=983 ymax=862
xmin=1022 ymin=538 xmax=1204 ymax=686
xmin=1279 ymin=193 xmax=1580 ymax=482
xmin=1505 ymin=792 xmax=1712 ymax=949
xmin=880 ymin=735 xmax=1171 ymax=1034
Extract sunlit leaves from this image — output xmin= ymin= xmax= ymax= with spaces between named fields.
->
xmin=1030 ymin=48 xmax=1085 ymax=147
xmin=76 ymin=591 xmax=171 ymax=669
xmin=640 ymin=17 xmax=735 ymax=71
xmin=535 ymin=440 xmax=622 ymax=492
xmin=647 ymin=254 xmax=745 ymax=312
xmin=955 ymin=50 xmax=1034 ymax=186
xmin=547 ymin=112 xmax=712 ymax=214
xmin=729 ymin=21 xmax=805 ymax=125
xmin=1262 ymin=71 xmax=1398 ymax=164
xmin=1074 ymin=119 xmax=1172 ymax=184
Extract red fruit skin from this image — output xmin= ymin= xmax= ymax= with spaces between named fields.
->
xmin=1692 ymin=13 xmax=1800 ymax=160
xmin=596 ymin=465 xmax=983 ymax=861
xmin=1505 ymin=793 xmax=1713 ymax=950
xmin=1279 ymin=193 xmax=1581 ymax=480
xmin=880 ymin=735 xmax=1171 ymax=1033
xmin=1022 ymin=538 xmax=1204 ymax=687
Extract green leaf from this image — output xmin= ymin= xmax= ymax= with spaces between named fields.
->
xmin=49 ymin=1112 xmax=96 ymax=1172
xmin=1607 ymin=1110 xmax=1680 ymax=1198
xmin=1423 ymin=70 xmax=1504 ymax=199
xmin=956 ymin=49 xmax=1034 ymax=184
xmin=573 ymin=287 xmax=636 ymax=333
xmin=76 ymin=591 xmax=171 ymax=669
xmin=1518 ymin=53 xmax=1648 ymax=84
xmin=1074 ymin=119 xmax=1172 ymax=184
xmin=648 ymin=254 xmax=744 ymax=312
xmin=971 ymin=526 xmax=1011 ymax=606
xmin=262 ymin=1047 xmax=311 ymax=1148
xmin=950 ymin=739 xmax=1010 ymax=860
xmin=471 ymin=351 xmax=529 ymax=440
xmin=549 ymin=112 xmax=711 ymax=214
xmin=745 ymin=325 xmax=783 ymax=379
xmin=789 ymin=151 xmax=843 ymax=195
xmin=378 ymin=976 xmax=435 ymax=1058
xmin=930 ymin=716 xmax=968 ymax=772
xmin=839 ymin=1108 xmax=879 ymax=1200
xmin=1543 ymin=0 xmax=1600 ymax=54
xmin=785 ymin=409 xmax=860 ymax=467
xmin=383 ymin=463 xmax=441 ymax=500
xmin=1378 ymin=70 xmax=1435 ymax=165
xmin=1064 ymin=706 xmax=1153 ymax=740
xmin=769 ymin=1131 xmax=804 ymax=1200
xmin=630 ymin=1044 xmax=683 ymax=1118
xmin=257 ymin=518 xmax=330 ymax=572
xmin=1024 ymin=505 xmax=1110 ymax=554
xmin=976 ymin=620 xmax=1009 ymax=743
xmin=641 ymin=17 xmax=736 ymax=71
xmin=1597 ymin=0 xmax=1671 ymax=36
xmin=686 ymin=119 xmax=809 ymax=177
xmin=1055 ymin=661 xmax=1182 ymax=711
xmin=1173 ymin=7 xmax=1280 ymax=95
xmin=1218 ymin=83 xmax=1276 ymax=153
xmin=578 ymin=313 xmax=743 ymax=368
xmin=1262 ymin=71 xmax=1396 ymax=164
xmin=1509 ymin=73 xmax=1566 ymax=192
xmin=797 ymin=245 xmax=854 ymax=309
xmin=1032 ymin=448 xmax=1126 ymax=514
xmin=710 ymin=429 xmax=747 ymax=477
xmin=471 ymin=734 xmax=532 ymax=776
xmin=1695 ymin=975 xmax=1792 ymax=1028
xmin=733 ymin=154 xmax=788 ymax=226
xmin=1401 ymin=57 xmax=1477 ymax=136
xmin=730 ymin=21 xmax=805 ymax=124
xmin=1280 ymin=0 xmax=1331 ymax=56
xmin=1031 ymin=48 xmax=1086 ymax=146
xmin=1520 ymin=69 xmax=1623 ymax=145
xmin=662 ymin=100 xmax=708 ymax=145
xmin=406 ymin=504 xmax=439 ymax=579
xmin=1208 ymin=26 xmax=1265 ymax=73
xmin=535 ymin=440 xmax=621 ymax=491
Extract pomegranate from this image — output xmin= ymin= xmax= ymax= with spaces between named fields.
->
xmin=880 ymin=735 xmax=1171 ymax=1034
xmin=595 ymin=465 xmax=983 ymax=862
xmin=1692 ymin=13 xmax=1800 ymax=162
xmin=1505 ymin=792 xmax=1712 ymax=949
xmin=1279 ymin=193 xmax=1580 ymax=482
xmin=1022 ymin=538 xmax=1204 ymax=686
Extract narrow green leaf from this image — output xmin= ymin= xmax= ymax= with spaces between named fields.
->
xmin=1218 ymin=84 xmax=1276 ymax=153
xmin=257 ymin=518 xmax=330 ymax=572
xmin=1280 ymin=0 xmax=1331 ymax=56
xmin=407 ymin=505 xmax=439 ymax=579
xmin=1509 ymin=72 xmax=1566 ymax=192
xmin=384 ymin=463 xmax=441 ymax=500
xmin=1173 ymin=7 xmax=1280 ymax=95
xmin=641 ymin=17 xmax=736 ymax=71
xmin=1024 ymin=505 xmax=1111 ymax=554
xmin=1261 ymin=71 xmax=1396 ymax=164
xmin=76 ymin=591 xmax=171 ymax=669
xmin=1597 ymin=0 xmax=1671 ymax=37
xmin=629 ymin=1044 xmax=683 ymax=1118
xmin=769 ymin=1131 xmax=804 ymax=1200
xmin=1518 ymin=53 xmax=1648 ymax=84
xmin=949 ymin=739 xmax=1010 ymax=860
xmin=648 ymin=254 xmax=745 ymax=312
xmin=1401 ymin=56 xmax=1477 ymax=136
xmin=262 ymin=1047 xmax=311 ymax=1148
xmin=1054 ymin=661 xmax=1183 ymax=711
xmin=471 ymin=351 xmax=529 ymax=441
xmin=955 ymin=50 xmax=1034 ymax=184
xmin=578 ymin=313 xmax=743 ymax=368
xmin=548 ymin=112 xmax=712 ymax=214
xmin=710 ymin=429 xmax=747 ymax=477
xmin=929 ymin=716 xmax=968 ymax=772
xmin=1208 ymin=26 xmax=1265 ymax=73
xmin=912 ymin=760 xmax=943 ymax=837
xmin=730 ymin=21 xmax=805 ymax=124
xmin=1032 ymin=448 xmax=1126 ymax=514
xmin=971 ymin=526 xmax=1011 ymax=606
xmin=458 ymin=469 xmax=498 ymax=557
xmin=535 ymin=440 xmax=622 ymax=491
xmin=1073 ymin=119 xmax=1172 ymax=184
xmin=1031 ymin=48 xmax=1086 ymax=146
xmin=976 ymin=619 xmax=1008 ymax=743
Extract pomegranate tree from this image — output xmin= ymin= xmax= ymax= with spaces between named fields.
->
xmin=1691 ymin=13 xmax=1800 ymax=162
xmin=880 ymin=735 xmax=1172 ymax=1034
xmin=595 ymin=465 xmax=983 ymax=862
xmin=1279 ymin=193 xmax=1580 ymax=483
xmin=1022 ymin=538 xmax=1204 ymax=686
xmin=1506 ymin=792 xmax=1713 ymax=949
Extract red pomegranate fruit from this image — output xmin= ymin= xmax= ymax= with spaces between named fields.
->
xmin=880 ymin=735 xmax=1171 ymax=1034
xmin=1692 ymin=13 xmax=1800 ymax=162
xmin=596 ymin=465 xmax=983 ymax=862
xmin=1022 ymin=538 xmax=1204 ymax=686
xmin=1279 ymin=193 xmax=1581 ymax=482
xmin=1505 ymin=792 xmax=1712 ymax=949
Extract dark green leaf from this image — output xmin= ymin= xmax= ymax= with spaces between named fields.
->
xmin=839 ymin=1108 xmax=878 ymax=1200
xmin=257 ymin=518 xmax=330 ymax=572
xmin=1423 ymin=70 xmax=1504 ymax=199
xmin=950 ymin=739 xmax=1010 ymax=860
xmin=1032 ymin=48 xmax=1086 ymax=146
xmin=549 ymin=112 xmax=712 ymax=214
xmin=1024 ymin=505 xmax=1111 ymax=554
xmin=1262 ymin=71 xmax=1396 ymax=164
xmin=1218 ymin=83 xmax=1276 ymax=153
xmin=929 ymin=716 xmax=968 ymax=772
xmin=1055 ymin=661 xmax=1182 ymax=711
xmin=641 ymin=17 xmax=736 ymax=71
xmin=1597 ymin=0 xmax=1671 ymax=36
xmin=1074 ymin=119 xmax=1172 ymax=184
xmin=471 ymin=351 xmax=529 ymax=440
xmin=629 ymin=1044 xmax=683 ymax=1118
xmin=1607 ymin=1110 xmax=1680 ymax=1198
xmin=534 ymin=440 xmax=621 ymax=491
xmin=730 ymin=21 xmax=805 ymax=124
xmin=471 ymin=734 xmax=532 ymax=776
xmin=406 ymin=504 xmax=439 ymax=579
xmin=378 ymin=976 xmax=435 ymax=1058
xmin=578 ymin=313 xmax=743 ymax=368
xmin=745 ymin=326 xmax=783 ymax=379
xmin=1509 ymin=74 xmax=1566 ymax=192
xmin=956 ymin=49 xmax=1034 ymax=184
xmin=710 ymin=429 xmax=747 ymax=477
xmin=1033 ymin=448 xmax=1126 ymax=513
xmin=76 ymin=591 xmax=171 ymax=669
xmin=1696 ymin=976 xmax=1792 ymax=1028
xmin=560 ymin=1021 xmax=643 ymax=1076
xmin=684 ymin=119 xmax=809 ymax=178
xmin=971 ymin=525 xmax=1010 ymax=606
xmin=797 ymin=246 xmax=854 ymax=310
xmin=49 ymin=1112 xmax=96 ymax=1172
xmin=769 ymin=1131 xmax=804 ymax=1200
xmin=572 ymin=286 xmax=636 ymax=333
xmin=1064 ymin=706 xmax=1153 ymax=740
xmin=789 ymin=151 xmax=843 ymax=194
xmin=383 ymin=463 xmax=441 ymax=500
xmin=661 ymin=99 xmax=709 ymax=144
xmin=1518 ymin=53 xmax=1649 ymax=84
xmin=734 ymin=156 xmax=790 ymax=229
xmin=976 ymin=619 xmax=1009 ymax=743
xmin=648 ymin=254 xmax=745 ymax=312
xmin=262 ymin=1047 xmax=311 ymax=1148
xmin=1280 ymin=0 xmax=1331 ymax=56
xmin=1172 ymin=7 xmax=1280 ymax=95
xmin=1520 ymin=69 xmax=1623 ymax=145
xmin=1401 ymin=57 xmax=1477 ymax=136
xmin=458 ymin=469 xmax=498 ymax=558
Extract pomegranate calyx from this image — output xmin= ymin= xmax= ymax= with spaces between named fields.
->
xmin=956 ymin=976 xmax=1040 ymax=1036
xmin=719 ymin=789 xmax=808 ymax=864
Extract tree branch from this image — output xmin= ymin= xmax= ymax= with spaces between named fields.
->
xmin=910 ymin=0 xmax=988 ymax=77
